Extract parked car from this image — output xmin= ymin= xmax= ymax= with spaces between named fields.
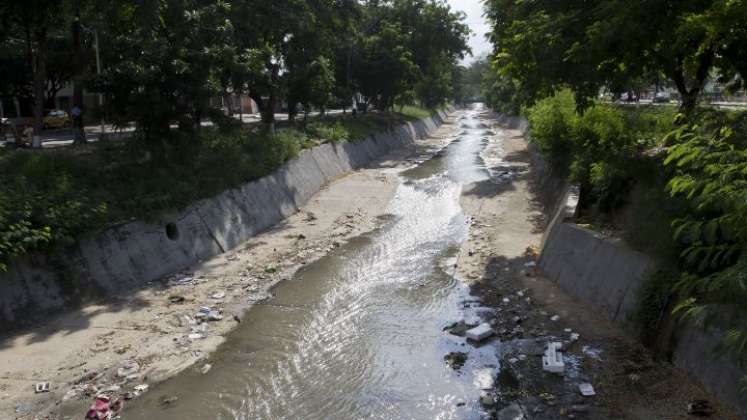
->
xmin=652 ymin=92 xmax=671 ymax=103
xmin=43 ymin=110 xmax=71 ymax=129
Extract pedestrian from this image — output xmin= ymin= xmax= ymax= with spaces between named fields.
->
xmin=20 ymin=123 xmax=33 ymax=147
xmin=71 ymin=104 xmax=86 ymax=142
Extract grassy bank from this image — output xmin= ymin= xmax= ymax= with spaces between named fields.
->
xmin=0 ymin=107 xmax=437 ymax=271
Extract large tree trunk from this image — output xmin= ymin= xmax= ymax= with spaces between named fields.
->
xmin=262 ymin=91 xmax=276 ymax=125
xmin=287 ymin=99 xmax=298 ymax=124
xmin=31 ymin=27 xmax=47 ymax=148
xmin=669 ymin=50 xmax=714 ymax=117
xmin=72 ymin=1 xmax=86 ymax=144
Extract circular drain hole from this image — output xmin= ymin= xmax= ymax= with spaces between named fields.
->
xmin=165 ymin=223 xmax=180 ymax=241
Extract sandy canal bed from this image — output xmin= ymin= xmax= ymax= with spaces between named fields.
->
xmin=0 ymin=117 xmax=460 ymax=419
xmin=0 ymin=107 xmax=738 ymax=419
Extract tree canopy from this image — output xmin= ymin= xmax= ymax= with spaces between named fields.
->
xmin=484 ymin=0 xmax=747 ymax=114
xmin=0 ymin=0 xmax=471 ymax=140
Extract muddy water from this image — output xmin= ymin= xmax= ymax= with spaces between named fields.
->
xmin=125 ymin=105 xmax=502 ymax=419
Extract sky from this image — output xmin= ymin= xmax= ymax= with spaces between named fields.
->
xmin=447 ymin=0 xmax=492 ymax=64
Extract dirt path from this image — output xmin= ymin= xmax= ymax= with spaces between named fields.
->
xmin=0 ymin=119 xmax=460 ymax=419
xmin=454 ymin=111 xmax=737 ymax=419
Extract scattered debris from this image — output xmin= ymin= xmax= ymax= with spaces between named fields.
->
xmin=133 ymin=384 xmax=149 ymax=396
xmin=479 ymin=391 xmax=497 ymax=407
xmin=497 ymin=403 xmax=526 ymax=420
xmin=465 ymin=323 xmax=494 ymax=342
xmin=114 ymin=344 xmax=132 ymax=355
xmin=207 ymin=311 xmax=223 ymax=321
xmin=168 ymin=295 xmax=185 ymax=304
xmin=687 ymin=399 xmax=715 ymax=417
xmin=116 ymin=360 xmax=140 ymax=378
xmin=579 ymin=383 xmax=596 ymax=396
xmin=264 ymin=266 xmax=278 ymax=274
xmin=443 ymin=321 xmax=473 ymax=337
xmin=233 ymin=315 xmax=241 ymax=323
xmin=542 ymin=342 xmax=565 ymax=374
xmin=85 ymin=394 xmax=123 ymax=420
xmin=524 ymin=261 xmax=536 ymax=268
xmin=474 ymin=369 xmax=495 ymax=390
xmin=570 ymin=333 xmax=580 ymax=342
xmin=444 ymin=352 xmax=468 ymax=370
xmin=550 ymin=315 xmax=560 ymax=322
xmin=159 ymin=395 xmax=179 ymax=407
xmin=34 ymin=382 xmax=51 ymax=393
xmin=582 ymin=346 xmax=603 ymax=361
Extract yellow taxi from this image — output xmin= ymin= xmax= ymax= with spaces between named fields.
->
xmin=43 ymin=110 xmax=72 ymax=129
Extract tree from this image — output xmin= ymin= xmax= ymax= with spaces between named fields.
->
xmin=484 ymin=0 xmax=747 ymax=115
xmin=95 ymin=0 xmax=233 ymax=140
xmin=0 ymin=1 xmax=63 ymax=146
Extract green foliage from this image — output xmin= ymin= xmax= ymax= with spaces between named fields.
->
xmin=525 ymin=90 xmax=577 ymax=174
xmin=305 ymin=121 xmax=350 ymax=143
xmin=665 ymin=120 xmax=747 ymax=272
xmin=664 ymin=113 xmax=747 ymax=382
xmin=483 ymin=0 xmax=747 ymax=114
xmin=527 ymin=90 xmax=672 ymax=211
xmin=0 ymin=153 xmax=108 ymax=271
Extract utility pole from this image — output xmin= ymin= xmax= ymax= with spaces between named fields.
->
xmin=71 ymin=0 xmax=86 ymax=144
xmin=94 ymin=29 xmax=105 ymax=140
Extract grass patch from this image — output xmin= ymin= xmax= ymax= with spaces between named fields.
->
xmin=398 ymin=105 xmax=435 ymax=121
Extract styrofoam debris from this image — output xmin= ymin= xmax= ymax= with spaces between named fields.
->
xmin=465 ymin=323 xmax=494 ymax=342
xmin=474 ymin=369 xmax=495 ymax=390
xmin=582 ymin=346 xmax=603 ymax=360
xmin=210 ymin=291 xmax=226 ymax=300
xmin=579 ymin=383 xmax=596 ymax=396
xmin=207 ymin=311 xmax=223 ymax=321
xmin=116 ymin=361 xmax=140 ymax=378
xmin=542 ymin=342 xmax=565 ymax=374
xmin=34 ymin=382 xmax=51 ymax=393
xmin=570 ymin=333 xmax=580 ymax=342
xmin=524 ymin=261 xmax=536 ymax=268
xmin=200 ymin=364 xmax=212 ymax=375
xmin=550 ymin=315 xmax=560 ymax=322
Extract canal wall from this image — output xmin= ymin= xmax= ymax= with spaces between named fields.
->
xmin=505 ymin=113 xmax=747 ymax=417
xmin=0 ymin=109 xmax=452 ymax=329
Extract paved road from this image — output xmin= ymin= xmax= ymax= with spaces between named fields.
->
xmin=2 ymin=110 xmax=347 ymax=149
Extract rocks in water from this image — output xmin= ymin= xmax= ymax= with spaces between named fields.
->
xmin=466 ymin=323 xmax=494 ymax=342
xmin=497 ymin=403 xmax=526 ymax=420
xmin=443 ymin=321 xmax=474 ymax=337
xmin=444 ymin=352 xmax=468 ymax=370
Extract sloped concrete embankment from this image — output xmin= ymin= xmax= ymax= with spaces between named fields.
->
xmin=507 ymin=112 xmax=747 ymax=417
xmin=0 ymin=110 xmax=452 ymax=329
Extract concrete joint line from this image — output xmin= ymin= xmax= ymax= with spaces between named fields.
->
xmin=194 ymin=207 xmax=226 ymax=254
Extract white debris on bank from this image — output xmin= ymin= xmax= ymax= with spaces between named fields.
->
xmin=542 ymin=342 xmax=565 ymax=374
xmin=465 ymin=323 xmax=494 ymax=342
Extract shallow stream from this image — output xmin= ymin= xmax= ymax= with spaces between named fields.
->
xmin=124 ymin=105 xmax=503 ymax=419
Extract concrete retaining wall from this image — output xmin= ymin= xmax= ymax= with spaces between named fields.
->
xmin=0 ymin=109 xmax=453 ymax=329
xmin=531 ymin=142 xmax=747 ymax=417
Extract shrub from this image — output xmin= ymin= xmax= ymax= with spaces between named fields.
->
xmin=572 ymin=104 xmax=637 ymax=210
xmin=305 ymin=121 xmax=351 ymax=143
xmin=525 ymin=89 xmax=577 ymax=173
xmin=665 ymin=118 xmax=747 ymax=386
